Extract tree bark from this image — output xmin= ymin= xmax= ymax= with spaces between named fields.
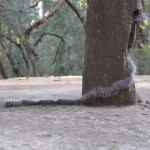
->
xmin=24 ymin=43 xmax=40 ymax=77
xmin=0 ymin=42 xmax=21 ymax=77
xmin=6 ymin=53 xmax=21 ymax=77
xmin=82 ymin=0 xmax=138 ymax=106
xmin=0 ymin=58 xmax=8 ymax=79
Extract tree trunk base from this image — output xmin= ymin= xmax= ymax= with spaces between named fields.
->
xmin=85 ymin=84 xmax=138 ymax=106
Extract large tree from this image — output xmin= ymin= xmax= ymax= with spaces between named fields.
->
xmin=82 ymin=0 xmax=142 ymax=106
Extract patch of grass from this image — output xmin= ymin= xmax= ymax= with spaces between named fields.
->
xmin=44 ymin=74 xmax=49 ymax=78
xmin=107 ymin=145 xmax=118 ymax=150
xmin=17 ymin=78 xmax=23 ymax=81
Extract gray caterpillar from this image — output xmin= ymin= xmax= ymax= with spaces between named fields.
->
xmin=5 ymin=57 xmax=136 ymax=107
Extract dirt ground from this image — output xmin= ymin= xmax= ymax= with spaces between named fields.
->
xmin=0 ymin=76 xmax=150 ymax=150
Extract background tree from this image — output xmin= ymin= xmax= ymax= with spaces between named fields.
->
xmin=0 ymin=0 xmax=86 ymax=78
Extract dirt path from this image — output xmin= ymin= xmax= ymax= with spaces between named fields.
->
xmin=0 ymin=76 xmax=150 ymax=150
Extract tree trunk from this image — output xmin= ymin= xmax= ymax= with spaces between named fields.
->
xmin=24 ymin=43 xmax=40 ymax=77
xmin=6 ymin=53 xmax=21 ymax=77
xmin=0 ymin=58 xmax=8 ymax=79
xmin=29 ymin=52 xmax=40 ymax=77
xmin=1 ymin=42 xmax=22 ymax=77
xmin=82 ymin=0 xmax=138 ymax=106
xmin=19 ymin=46 xmax=30 ymax=77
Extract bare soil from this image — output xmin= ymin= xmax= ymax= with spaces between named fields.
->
xmin=0 ymin=76 xmax=150 ymax=150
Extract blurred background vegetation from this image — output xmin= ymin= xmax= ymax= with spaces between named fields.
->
xmin=0 ymin=0 xmax=149 ymax=79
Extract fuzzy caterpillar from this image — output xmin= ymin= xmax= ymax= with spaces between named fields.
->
xmin=5 ymin=57 xmax=136 ymax=107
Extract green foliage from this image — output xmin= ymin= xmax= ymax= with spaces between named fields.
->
xmin=76 ymin=0 xmax=88 ymax=9
xmin=140 ymin=20 xmax=149 ymax=30
xmin=131 ymin=0 xmax=150 ymax=75
xmin=54 ymin=63 xmax=69 ymax=76
xmin=133 ymin=45 xmax=150 ymax=75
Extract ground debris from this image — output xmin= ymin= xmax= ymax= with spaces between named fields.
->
xmin=138 ymin=100 xmax=150 ymax=109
